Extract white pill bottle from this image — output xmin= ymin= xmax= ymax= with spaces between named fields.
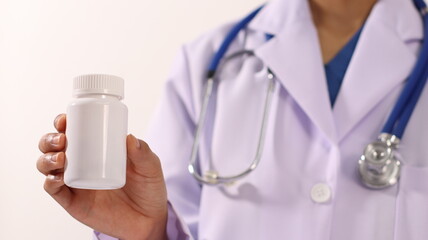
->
xmin=65 ymin=74 xmax=128 ymax=189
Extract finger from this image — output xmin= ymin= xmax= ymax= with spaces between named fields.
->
xmin=44 ymin=173 xmax=73 ymax=208
xmin=37 ymin=152 xmax=65 ymax=176
xmin=38 ymin=133 xmax=66 ymax=153
xmin=126 ymin=134 xmax=163 ymax=178
xmin=54 ymin=114 xmax=66 ymax=133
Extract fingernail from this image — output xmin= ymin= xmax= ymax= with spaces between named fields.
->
xmin=131 ymin=134 xmax=141 ymax=149
xmin=51 ymin=134 xmax=61 ymax=145
xmin=47 ymin=174 xmax=61 ymax=181
xmin=53 ymin=115 xmax=61 ymax=127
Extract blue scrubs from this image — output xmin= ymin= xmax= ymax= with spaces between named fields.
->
xmin=325 ymin=29 xmax=363 ymax=106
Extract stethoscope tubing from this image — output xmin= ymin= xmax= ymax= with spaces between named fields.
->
xmin=189 ymin=0 xmax=428 ymax=187
xmin=207 ymin=6 xmax=264 ymax=77
xmin=382 ymin=7 xmax=428 ymax=138
xmin=188 ymin=67 xmax=276 ymax=185
xmin=392 ymin=14 xmax=428 ymax=138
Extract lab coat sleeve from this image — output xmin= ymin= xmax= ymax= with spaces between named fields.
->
xmin=145 ymin=44 xmax=201 ymax=238
xmin=93 ymin=45 xmax=201 ymax=239
xmin=93 ymin=202 xmax=192 ymax=240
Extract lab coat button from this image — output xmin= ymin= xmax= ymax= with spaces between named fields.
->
xmin=310 ymin=183 xmax=331 ymax=203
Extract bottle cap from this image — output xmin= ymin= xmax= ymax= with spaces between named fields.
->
xmin=73 ymin=74 xmax=124 ymax=99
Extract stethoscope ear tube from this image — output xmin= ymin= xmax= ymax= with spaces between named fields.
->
xmin=188 ymin=69 xmax=276 ymax=185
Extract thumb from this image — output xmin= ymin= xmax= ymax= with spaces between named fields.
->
xmin=126 ymin=134 xmax=164 ymax=178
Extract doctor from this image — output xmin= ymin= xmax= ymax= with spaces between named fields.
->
xmin=37 ymin=0 xmax=428 ymax=238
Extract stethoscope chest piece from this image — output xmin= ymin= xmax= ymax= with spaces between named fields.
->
xmin=358 ymin=133 xmax=401 ymax=189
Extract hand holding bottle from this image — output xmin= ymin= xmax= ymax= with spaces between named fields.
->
xmin=36 ymin=114 xmax=168 ymax=240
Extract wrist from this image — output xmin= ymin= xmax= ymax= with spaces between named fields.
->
xmin=123 ymin=211 xmax=168 ymax=240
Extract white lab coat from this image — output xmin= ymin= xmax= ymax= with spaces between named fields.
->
xmin=97 ymin=0 xmax=428 ymax=239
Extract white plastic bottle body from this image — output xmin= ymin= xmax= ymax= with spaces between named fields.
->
xmin=65 ymin=95 xmax=128 ymax=189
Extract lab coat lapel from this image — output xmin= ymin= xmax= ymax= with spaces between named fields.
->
xmin=332 ymin=0 xmax=423 ymax=141
xmin=247 ymin=0 xmax=422 ymax=143
xmin=253 ymin=1 xmax=337 ymax=143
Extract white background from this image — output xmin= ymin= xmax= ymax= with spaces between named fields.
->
xmin=0 ymin=0 xmax=264 ymax=239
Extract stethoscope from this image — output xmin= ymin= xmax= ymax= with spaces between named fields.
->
xmin=188 ymin=0 xmax=428 ymax=188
